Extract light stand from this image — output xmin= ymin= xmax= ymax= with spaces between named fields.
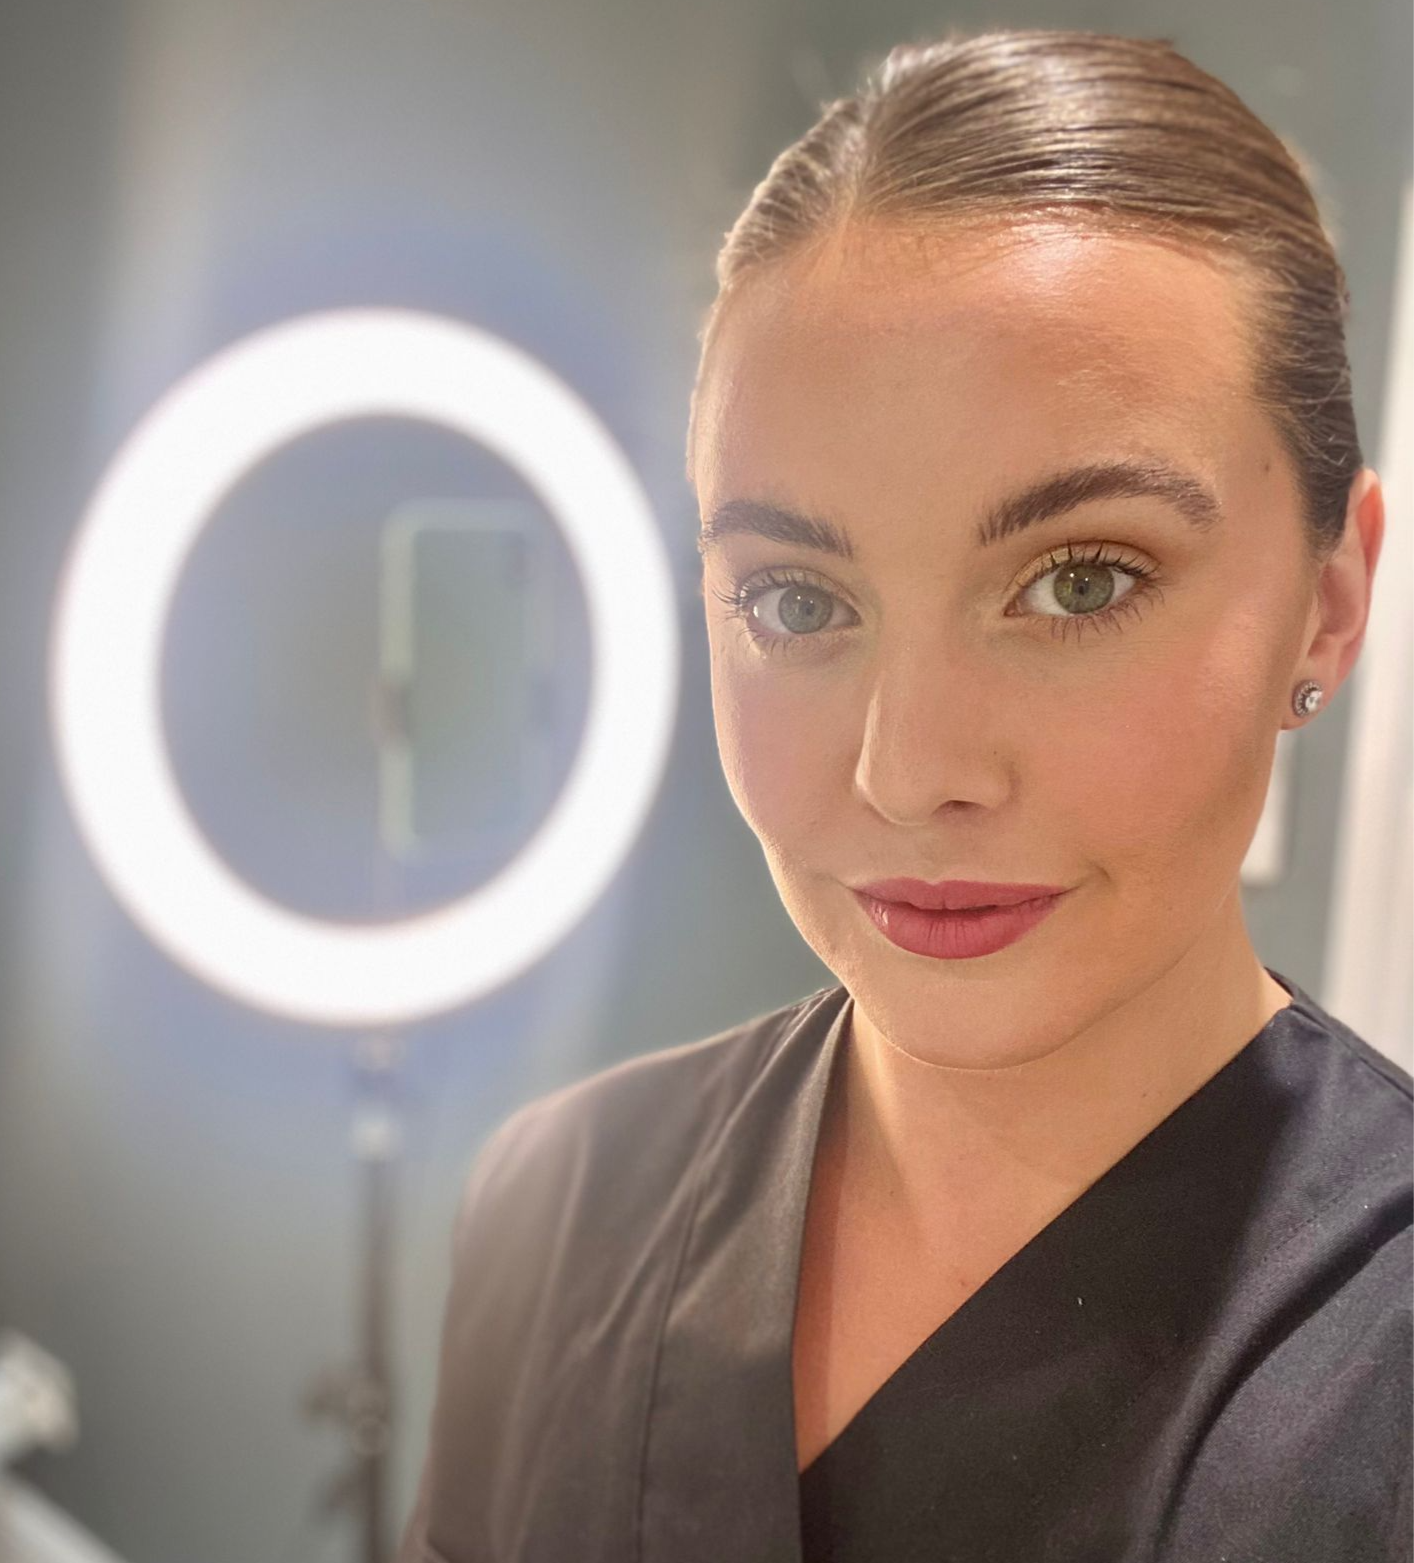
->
xmin=304 ymin=1034 xmax=404 ymax=1562
xmin=49 ymin=308 xmax=679 ymax=1563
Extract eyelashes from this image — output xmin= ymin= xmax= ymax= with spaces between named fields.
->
xmin=707 ymin=570 xmax=855 ymax=655
xmin=707 ymin=541 xmax=1167 ymax=656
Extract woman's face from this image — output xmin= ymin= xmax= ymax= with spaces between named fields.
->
xmin=691 ymin=220 xmax=1319 ymax=1066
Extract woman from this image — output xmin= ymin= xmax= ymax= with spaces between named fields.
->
xmin=399 ymin=26 xmax=1411 ymax=1563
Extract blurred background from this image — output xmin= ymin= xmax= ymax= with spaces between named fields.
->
xmin=0 ymin=1 xmax=1408 ymax=1560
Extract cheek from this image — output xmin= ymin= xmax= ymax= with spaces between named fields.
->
xmin=709 ymin=645 xmax=846 ymax=851
xmin=1048 ymin=617 xmax=1281 ymax=890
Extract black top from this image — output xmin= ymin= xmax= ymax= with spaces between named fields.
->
xmin=796 ymin=970 xmax=1413 ymax=1562
xmin=398 ymin=968 xmax=1412 ymax=1563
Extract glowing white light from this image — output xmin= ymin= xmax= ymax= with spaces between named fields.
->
xmin=50 ymin=310 xmax=680 ymax=1028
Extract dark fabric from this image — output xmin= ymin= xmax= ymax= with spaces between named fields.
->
xmin=798 ymin=973 xmax=1414 ymax=1562
xmin=397 ymin=970 xmax=1413 ymax=1563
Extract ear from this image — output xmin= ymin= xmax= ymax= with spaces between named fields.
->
xmin=1282 ymin=467 xmax=1385 ymax=730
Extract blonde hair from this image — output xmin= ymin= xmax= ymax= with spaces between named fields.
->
xmin=687 ymin=25 xmax=1361 ymax=563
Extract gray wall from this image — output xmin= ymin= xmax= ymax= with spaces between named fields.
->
xmin=0 ymin=2 xmax=1406 ymax=1561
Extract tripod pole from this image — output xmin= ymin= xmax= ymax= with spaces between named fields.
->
xmin=351 ymin=1031 xmax=404 ymax=1563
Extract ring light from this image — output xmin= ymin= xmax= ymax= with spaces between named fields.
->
xmin=50 ymin=309 xmax=680 ymax=1028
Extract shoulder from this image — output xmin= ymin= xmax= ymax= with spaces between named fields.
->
xmin=1270 ymin=977 xmax=1412 ymax=1194
xmin=402 ymin=987 xmax=845 ymax=1562
xmin=450 ymin=981 xmax=844 ymax=1243
xmin=1252 ymin=983 xmax=1412 ymax=1311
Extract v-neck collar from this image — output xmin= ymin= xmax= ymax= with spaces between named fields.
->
xmin=635 ymin=969 xmax=1323 ymax=1563
xmin=637 ymin=983 xmax=852 ymax=1563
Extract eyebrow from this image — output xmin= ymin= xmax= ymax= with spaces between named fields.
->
xmin=695 ymin=459 xmax=1223 ymax=561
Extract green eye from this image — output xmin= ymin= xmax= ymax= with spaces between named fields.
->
xmin=709 ymin=568 xmax=852 ymax=655
xmin=1014 ymin=542 xmax=1162 ymax=642
xmin=711 ymin=541 xmax=1164 ymax=656
xmin=772 ymin=584 xmax=836 ymax=635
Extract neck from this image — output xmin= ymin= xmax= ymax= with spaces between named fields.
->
xmin=831 ymin=900 xmax=1291 ymax=1241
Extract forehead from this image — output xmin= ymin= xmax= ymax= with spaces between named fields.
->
xmin=693 ymin=220 xmax=1263 ymax=503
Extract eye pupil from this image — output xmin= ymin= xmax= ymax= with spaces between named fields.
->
xmin=1053 ymin=563 xmax=1116 ymax=614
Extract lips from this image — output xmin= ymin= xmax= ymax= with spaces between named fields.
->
xmin=850 ymin=883 xmax=1070 ymax=960
xmin=852 ymin=878 xmax=1067 ymax=912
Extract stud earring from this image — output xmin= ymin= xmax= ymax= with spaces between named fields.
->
xmin=1292 ymin=679 xmax=1324 ymax=718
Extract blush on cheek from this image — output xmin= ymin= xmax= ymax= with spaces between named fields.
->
xmin=713 ymin=683 xmax=803 ymax=844
xmin=712 ymin=652 xmax=841 ymax=824
xmin=1066 ymin=650 xmax=1275 ymax=905
xmin=723 ymin=740 xmax=823 ymax=859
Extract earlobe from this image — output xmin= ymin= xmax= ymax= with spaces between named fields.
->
xmin=1290 ymin=679 xmax=1324 ymax=719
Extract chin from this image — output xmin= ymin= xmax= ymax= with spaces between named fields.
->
xmin=852 ymin=959 xmax=1099 ymax=1069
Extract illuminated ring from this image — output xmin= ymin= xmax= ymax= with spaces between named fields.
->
xmin=50 ymin=309 xmax=680 ymax=1027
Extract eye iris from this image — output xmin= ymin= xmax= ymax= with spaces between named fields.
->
xmin=775 ymin=585 xmax=833 ymax=634
xmin=1052 ymin=563 xmax=1116 ymax=614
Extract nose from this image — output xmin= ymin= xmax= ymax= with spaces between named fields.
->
xmin=852 ymin=637 xmax=1014 ymax=826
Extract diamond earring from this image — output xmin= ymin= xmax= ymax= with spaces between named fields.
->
xmin=1292 ymin=679 xmax=1324 ymax=718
